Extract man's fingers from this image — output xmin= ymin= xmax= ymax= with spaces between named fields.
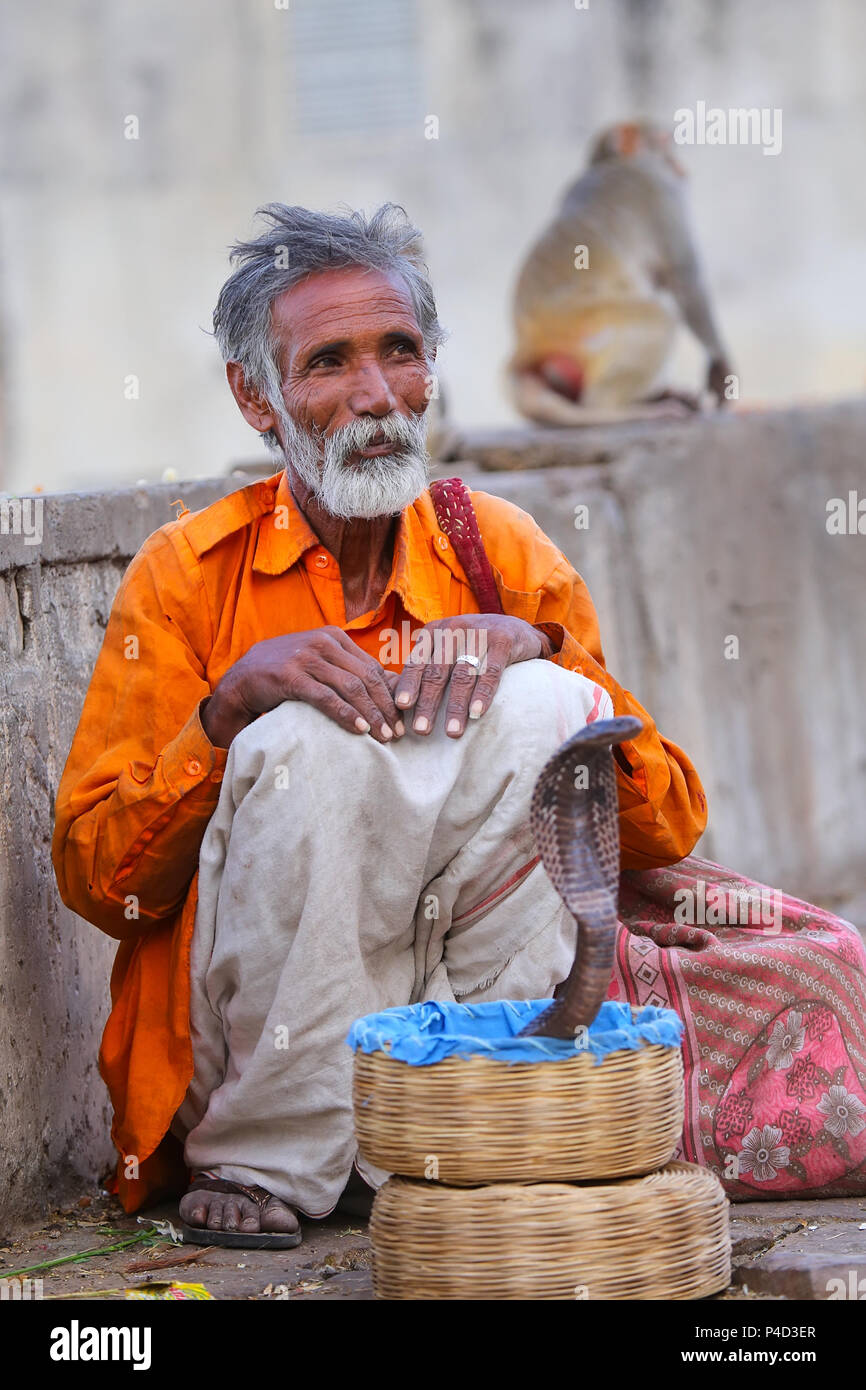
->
xmin=298 ymin=668 xmax=405 ymax=744
xmin=464 ymin=654 xmax=506 ymax=724
xmin=443 ymin=645 xmax=506 ymax=736
xmin=441 ymin=657 xmax=481 ymax=737
xmin=393 ymin=659 xmax=426 ymax=716
xmin=317 ymin=637 xmax=401 ymax=736
xmin=325 ymin=666 xmax=404 ymax=742
xmin=410 ymin=663 xmax=455 ymax=734
xmin=291 ymin=676 xmax=382 ymax=739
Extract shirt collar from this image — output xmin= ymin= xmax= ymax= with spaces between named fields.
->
xmin=252 ymin=467 xmax=320 ymax=573
xmin=252 ymin=467 xmax=444 ymax=625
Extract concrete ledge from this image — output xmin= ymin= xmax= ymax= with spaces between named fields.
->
xmin=443 ymin=400 xmax=866 ymax=473
xmin=0 ymin=477 xmax=241 ymax=573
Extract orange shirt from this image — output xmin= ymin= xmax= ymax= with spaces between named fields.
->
xmin=52 ymin=468 xmax=707 ymax=1209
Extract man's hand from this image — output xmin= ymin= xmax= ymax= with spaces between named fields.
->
xmin=202 ymin=627 xmax=402 ymax=748
xmin=393 ymin=614 xmax=551 ymax=739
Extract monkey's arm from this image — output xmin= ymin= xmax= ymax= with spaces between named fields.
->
xmin=660 ymin=253 xmax=726 ymax=357
xmin=659 ymin=254 xmax=733 ymax=405
xmin=653 ymin=188 xmax=733 ymax=400
xmin=469 ymin=490 xmax=709 ymax=867
xmin=664 ymin=268 xmax=733 ymax=405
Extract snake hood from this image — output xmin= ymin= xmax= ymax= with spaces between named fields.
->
xmin=519 ymin=715 xmax=644 ymax=1040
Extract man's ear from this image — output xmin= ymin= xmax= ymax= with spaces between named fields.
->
xmin=226 ymin=361 xmax=278 ymax=434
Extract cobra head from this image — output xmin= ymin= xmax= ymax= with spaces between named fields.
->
xmin=519 ymin=714 xmax=644 ymax=1040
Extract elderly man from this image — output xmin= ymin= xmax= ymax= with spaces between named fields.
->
xmin=52 ymin=203 xmax=706 ymax=1247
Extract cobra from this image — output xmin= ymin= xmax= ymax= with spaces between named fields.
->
xmin=519 ymin=715 xmax=644 ymax=1039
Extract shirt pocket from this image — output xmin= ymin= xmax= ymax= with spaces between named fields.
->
xmin=491 ymin=571 xmax=542 ymax=625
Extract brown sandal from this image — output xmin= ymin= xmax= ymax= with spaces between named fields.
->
xmin=181 ymin=1175 xmax=302 ymax=1249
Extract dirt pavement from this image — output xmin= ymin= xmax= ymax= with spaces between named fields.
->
xmin=3 ymin=1184 xmax=865 ymax=1301
xmin=0 ymin=1190 xmax=374 ymax=1301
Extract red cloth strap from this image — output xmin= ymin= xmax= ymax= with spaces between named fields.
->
xmin=429 ymin=477 xmax=504 ymax=615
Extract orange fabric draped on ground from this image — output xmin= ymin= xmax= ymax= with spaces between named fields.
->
xmin=52 ymin=468 xmax=707 ymax=1210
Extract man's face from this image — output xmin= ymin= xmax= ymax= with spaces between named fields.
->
xmin=274 ymin=265 xmax=431 ymax=437
xmin=266 ymin=265 xmax=433 ymax=519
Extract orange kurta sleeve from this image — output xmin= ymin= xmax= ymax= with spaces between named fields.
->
xmin=52 ymin=524 xmax=228 ymax=941
xmin=470 ymin=489 xmax=708 ymax=869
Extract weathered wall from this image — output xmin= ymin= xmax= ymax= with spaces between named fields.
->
xmin=1 ymin=403 xmax=864 ymax=1224
xmin=0 ymin=478 xmax=239 ymax=1228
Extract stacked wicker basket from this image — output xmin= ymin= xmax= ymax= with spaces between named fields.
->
xmin=351 ymin=1005 xmax=731 ymax=1301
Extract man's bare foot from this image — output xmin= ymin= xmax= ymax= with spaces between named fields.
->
xmin=179 ymin=1175 xmax=301 ymax=1248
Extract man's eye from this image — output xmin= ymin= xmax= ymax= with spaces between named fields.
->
xmin=391 ymin=341 xmax=417 ymax=355
xmin=311 ymin=355 xmax=340 ymax=368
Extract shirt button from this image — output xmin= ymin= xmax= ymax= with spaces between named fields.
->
xmin=314 ymin=552 xmax=329 ymax=568
xmin=185 ymin=758 xmax=202 ymax=776
xmin=210 ymin=769 xmax=224 ymax=783
xmin=436 ymin=534 xmax=449 ymax=551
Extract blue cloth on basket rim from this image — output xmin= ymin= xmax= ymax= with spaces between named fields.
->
xmin=345 ymin=998 xmax=683 ymax=1066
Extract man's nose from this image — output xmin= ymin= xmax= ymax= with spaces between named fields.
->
xmin=346 ymin=362 xmax=397 ymax=416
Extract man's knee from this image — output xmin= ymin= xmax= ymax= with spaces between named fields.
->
xmin=481 ymin=659 xmax=611 ymax=743
xmin=231 ymin=697 xmax=381 ymax=776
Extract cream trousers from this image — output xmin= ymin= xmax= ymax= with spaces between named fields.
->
xmin=173 ymin=658 xmax=612 ymax=1214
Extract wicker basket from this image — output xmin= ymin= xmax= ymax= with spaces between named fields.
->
xmin=353 ymin=1041 xmax=683 ymax=1183
xmin=370 ymin=1162 xmax=731 ymax=1300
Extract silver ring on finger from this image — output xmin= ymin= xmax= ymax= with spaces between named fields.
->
xmin=453 ymin=654 xmax=481 ymax=670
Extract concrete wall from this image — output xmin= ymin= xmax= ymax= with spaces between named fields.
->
xmin=1 ymin=402 xmax=864 ymax=1223
xmin=2 ymin=0 xmax=866 ymax=493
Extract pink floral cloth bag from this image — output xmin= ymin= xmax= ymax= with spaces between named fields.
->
xmin=609 ymin=856 xmax=866 ymax=1199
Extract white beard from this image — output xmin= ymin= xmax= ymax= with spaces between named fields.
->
xmin=278 ymin=407 xmax=430 ymax=520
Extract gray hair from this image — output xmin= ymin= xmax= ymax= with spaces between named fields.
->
xmin=213 ymin=202 xmax=446 ymax=449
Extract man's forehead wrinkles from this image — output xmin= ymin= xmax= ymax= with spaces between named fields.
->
xmin=275 ymin=267 xmax=413 ymax=315
xmin=292 ymin=300 xmax=417 ymax=333
xmin=285 ymin=295 xmax=417 ymax=333
xmin=283 ymin=305 xmax=423 ymax=363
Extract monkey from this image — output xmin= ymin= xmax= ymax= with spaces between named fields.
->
xmin=507 ymin=121 xmax=734 ymax=426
